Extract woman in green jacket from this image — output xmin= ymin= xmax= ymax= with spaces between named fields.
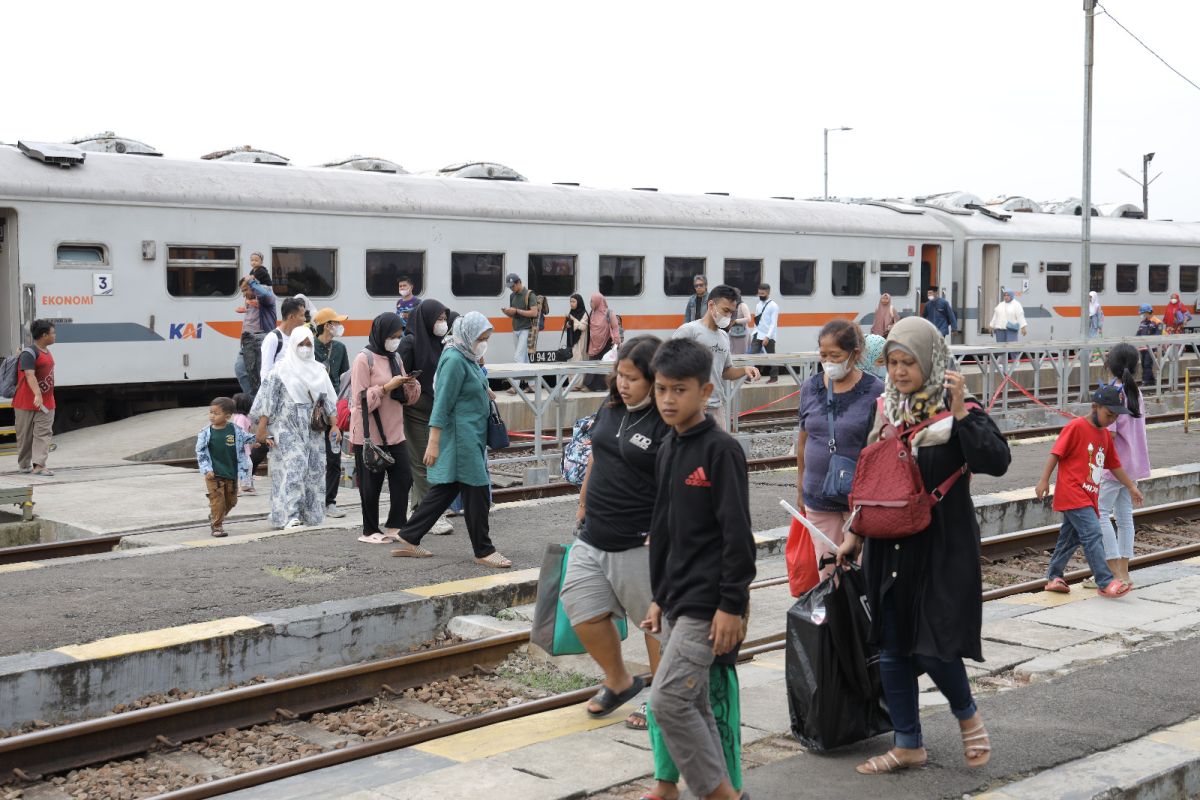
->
xmin=391 ymin=312 xmax=511 ymax=568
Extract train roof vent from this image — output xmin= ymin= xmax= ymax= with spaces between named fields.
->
xmin=70 ymin=132 xmax=162 ymax=156
xmin=17 ymin=140 xmax=85 ymax=168
xmin=632 ymin=187 xmax=658 ymax=192
xmin=1097 ymin=202 xmax=1144 ymax=219
xmin=915 ymin=190 xmax=982 ymax=209
xmin=552 ymin=182 xmax=580 ymax=187
xmin=322 ymin=155 xmax=407 ymax=174
xmin=436 ymin=162 xmax=527 ymax=181
xmin=771 ymin=196 xmax=795 ymax=200
xmin=201 ymin=146 xmax=290 ymax=165
xmin=985 ymin=195 xmax=1042 ymax=213
xmin=1041 ymin=198 xmax=1099 ymax=216
xmin=705 ymin=192 xmax=730 ymax=196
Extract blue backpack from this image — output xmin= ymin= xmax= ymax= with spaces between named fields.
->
xmin=561 ymin=414 xmax=597 ymax=485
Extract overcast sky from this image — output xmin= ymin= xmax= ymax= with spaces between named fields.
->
xmin=6 ymin=1 xmax=1198 ymax=219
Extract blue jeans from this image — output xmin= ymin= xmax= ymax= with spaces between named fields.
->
xmin=878 ymin=599 xmax=977 ymax=749
xmin=234 ymin=352 xmax=253 ymax=395
xmin=1048 ymin=507 xmax=1115 ymax=588
xmin=993 ymin=328 xmax=1016 ymax=344
xmin=1098 ymin=479 xmax=1135 ymax=560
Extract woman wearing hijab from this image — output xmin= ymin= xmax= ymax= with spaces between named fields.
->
xmin=1164 ymin=292 xmax=1192 ymax=334
xmin=391 ymin=312 xmax=512 ymax=569
xmin=836 ymin=317 xmax=1011 ymax=776
xmin=856 ymin=333 xmax=887 ymax=380
xmin=397 ymin=299 xmax=453 ymax=532
xmin=988 ymin=288 xmax=1028 ymax=345
xmin=584 ymin=292 xmax=621 ymax=391
xmin=350 ymin=312 xmax=421 ymax=544
xmin=251 ymin=327 xmax=339 ymax=530
xmin=870 ymin=293 xmax=899 ymax=336
xmin=1088 ymin=291 xmax=1104 ymax=338
xmin=564 ymin=294 xmax=589 ymax=362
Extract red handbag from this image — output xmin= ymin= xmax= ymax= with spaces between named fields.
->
xmin=847 ymin=400 xmax=967 ymax=540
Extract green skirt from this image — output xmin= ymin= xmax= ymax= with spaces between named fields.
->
xmin=646 ymin=664 xmax=742 ymax=790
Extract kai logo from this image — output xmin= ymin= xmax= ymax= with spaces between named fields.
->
xmin=169 ymin=322 xmax=203 ymax=340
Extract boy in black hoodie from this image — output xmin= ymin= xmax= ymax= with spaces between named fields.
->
xmin=642 ymin=338 xmax=756 ymax=800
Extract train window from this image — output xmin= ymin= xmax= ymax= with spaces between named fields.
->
xmin=723 ymin=259 xmax=762 ymax=296
xmin=832 ymin=260 xmax=865 ymax=297
xmin=1116 ymin=263 xmax=1138 ymax=293
xmin=528 ymin=254 xmax=577 ymax=296
xmin=56 ymin=244 xmax=108 ymax=267
xmin=665 ymin=257 xmax=705 ymax=296
xmin=1090 ymin=263 xmax=1106 ymax=293
xmin=599 ymin=255 xmax=643 ymax=296
xmin=1011 ymin=262 xmax=1028 ymax=275
xmin=1046 ymin=262 xmax=1071 ymax=294
xmin=365 ymin=250 xmax=425 ymax=297
xmin=272 ymin=248 xmax=336 ymax=297
xmin=1181 ymin=265 xmax=1199 ymax=294
xmin=166 ymin=245 xmax=239 ymax=298
xmin=879 ymin=262 xmax=911 ymax=296
xmin=452 ymin=252 xmax=505 ymax=296
xmin=780 ymin=260 xmax=815 ymax=296
xmin=1149 ymin=264 xmax=1170 ymax=294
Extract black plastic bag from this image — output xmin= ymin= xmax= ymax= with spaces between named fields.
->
xmin=786 ymin=562 xmax=892 ymax=752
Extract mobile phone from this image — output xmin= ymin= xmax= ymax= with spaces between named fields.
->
xmin=409 ymin=370 xmax=423 ymax=378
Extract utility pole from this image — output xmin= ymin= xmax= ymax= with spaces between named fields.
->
xmin=823 ymin=126 xmax=852 ymax=200
xmin=1080 ymin=0 xmax=1095 ymax=343
xmin=1118 ymin=152 xmax=1161 ymax=219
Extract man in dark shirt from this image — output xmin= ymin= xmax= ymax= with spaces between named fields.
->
xmin=642 ymin=338 xmax=755 ymax=800
xmin=502 ymin=273 xmax=539 ymax=364
xmin=922 ymin=286 xmax=957 ymax=341
xmin=13 ymin=319 xmax=56 ymax=476
xmin=684 ymin=275 xmax=709 ymax=323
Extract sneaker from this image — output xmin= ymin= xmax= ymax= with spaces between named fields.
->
xmin=18 ymin=466 xmax=31 ymax=474
xmin=766 ymin=376 xmax=778 ymax=384
xmin=31 ymin=467 xmax=55 ymax=477
xmin=325 ymin=503 xmax=346 ymax=518
xmin=431 ymin=516 xmax=454 ymax=535
xmin=283 ymin=519 xmax=303 ymax=530
xmin=1081 ymin=578 xmax=1098 ymax=589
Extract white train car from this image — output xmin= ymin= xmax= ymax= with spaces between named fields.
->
xmin=1 ymin=141 xmax=1197 ymax=426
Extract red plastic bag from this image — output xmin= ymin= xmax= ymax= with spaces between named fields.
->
xmin=786 ymin=515 xmax=820 ymax=598
xmin=336 ymin=397 xmax=351 ymax=433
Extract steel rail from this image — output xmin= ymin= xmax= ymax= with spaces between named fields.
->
xmin=0 ymin=534 xmax=124 ymax=566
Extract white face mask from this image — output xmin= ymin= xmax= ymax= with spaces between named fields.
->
xmin=433 ymin=320 xmax=449 ymax=337
xmin=399 ymin=288 xmax=411 ymax=298
xmin=297 ymin=346 xmax=315 ymax=362
xmin=824 ymin=360 xmax=851 ymax=381
xmin=330 ymin=323 xmax=344 ymax=337
xmin=474 ymin=340 xmax=489 ymax=358
xmin=384 ymin=338 xmax=401 ymax=353
xmin=713 ymin=313 xmax=732 ymax=329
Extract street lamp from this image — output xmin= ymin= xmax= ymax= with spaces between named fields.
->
xmin=1118 ymin=152 xmax=1162 ymax=219
xmin=823 ymin=126 xmax=853 ymax=200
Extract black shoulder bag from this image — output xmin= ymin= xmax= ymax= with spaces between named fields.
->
xmin=359 ymin=389 xmax=395 ymax=472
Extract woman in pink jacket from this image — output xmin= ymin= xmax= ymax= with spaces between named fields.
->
xmin=350 ymin=312 xmax=420 ymax=544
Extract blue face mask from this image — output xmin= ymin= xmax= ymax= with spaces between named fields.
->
xmin=867 ymin=364 xmax=887 ymax=380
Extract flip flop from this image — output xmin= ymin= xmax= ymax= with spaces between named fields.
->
xmin=586 ymin=675 xmax=645 ymax=719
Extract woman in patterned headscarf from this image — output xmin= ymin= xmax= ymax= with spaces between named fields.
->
xmin=837 ymin=317 xmax=1011 ymax=777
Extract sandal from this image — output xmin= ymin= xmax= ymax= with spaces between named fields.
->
xmin=1044 ymin=577 xmax=1070 ymax=593
xmin=358 ymin=532 xmax=390 ymax=544
xmin=586 ymin=675 xmax=645 ymax=719
xmin=961 ymin=722 xmax=992 ymax=767
xmin=855 ymin=750 xmax=927 ymax=775
xmin=391 ymin=541 xmax=433 ymax=558
xmin=381 ymin=530 xmax=402 ymax=542
xmin=475 ymin=552 xmax=512 ymax=569
xmin=625 ymin=702 xmax=648 ymax=730
xmin=1098 ymin=579 xmax=1132 ymax=598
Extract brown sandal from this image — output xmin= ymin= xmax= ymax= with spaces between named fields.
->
xmin=855 ymin=750 xmax=926 ymax=775
xmin=961 ymin=723 xmax=991 ymax=767
xmin=475 ymin=552 xmax=512 ymax=569
xmin=390 ymin=541 xmax=433 ymax=558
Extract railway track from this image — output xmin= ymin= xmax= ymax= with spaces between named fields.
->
xmin=5 ymin=503 xmax=1199 ymax=798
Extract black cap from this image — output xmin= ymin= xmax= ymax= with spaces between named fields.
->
xmin=505 ymin=273 xmax=521 ymax=287
xmin=1092 ymin=385 xmax=1131 ymax=415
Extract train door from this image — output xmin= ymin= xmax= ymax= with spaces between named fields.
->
xmin=0 ymin=210 xmax=16 ymax=354
xmin=980 ymin=243 xmax=1000 ymax=333
xmin=919 ymin=243 xmax=941 ymax=315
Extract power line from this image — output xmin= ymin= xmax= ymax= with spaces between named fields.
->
xmin=1095 ymin=2 xmax=1200 ymax=94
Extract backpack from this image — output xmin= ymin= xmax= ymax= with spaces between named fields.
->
xmin=561 ymin=413 xmax=597 ymax=485
xmin=846 ymin=399 xmax=968 ymax=540
xmin=0 ymin=346 xmax=35 ymax=400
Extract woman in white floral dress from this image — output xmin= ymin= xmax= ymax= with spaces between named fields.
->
xmin=251 ymin=327 xmax=338 ymax=529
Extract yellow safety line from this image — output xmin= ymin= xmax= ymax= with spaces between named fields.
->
xmin=0 ymin=562 xmax=43 ymax=573
xmin=55 ymin=616 xmax=264 ymax=661
xmin=404 ymin=568 xmax=541 ymax=598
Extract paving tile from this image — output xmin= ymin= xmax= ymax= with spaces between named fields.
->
xmin=1138 ymin=610 xmax=1200 ymax=634
xmin=491 ymin=727 xmax=653 ymax=794
xmin=1130 ymin=574 xmax=1200 ymax=609
xmin=977 ymin=639 xmax=1042 ymax=673
xmin=981 ymin=617 xmax=1106 ymax=651
xmin=223 ymin=748 xmax=456 ymax=800
xmin=982 ymin=599 xmax=1043 ymax=622
xmin=1019 ymin=595 xmax=1182 ymax=633
xmin=1127 ymin=560 xmax=1200 ymax=587
xmin=373 ymin=760 xmax=582 ymax=800
xmin=994 ymin=589 xmax=1094 ymax=608
xmin=1149 ymin=716 xmax=1200 ymax=752
xmin=738 ymin=681 xmax=794 ymax=736
xmin=1013 ymin=639 xmax=1127 ymax=680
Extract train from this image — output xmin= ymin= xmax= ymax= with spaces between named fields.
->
xmin=2 ymin=137 xmax=1198 ymax=428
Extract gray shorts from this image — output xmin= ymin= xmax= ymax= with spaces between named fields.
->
xmin=560 ymin=539 xmax=655 ymax=633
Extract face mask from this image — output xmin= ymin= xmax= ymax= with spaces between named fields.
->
xmin=433 ymin=320 xmax=449 ymax=337
xmin=384 ymin=338 xmax=401 ymax=353
xmin=474 ymin=340 xmax=489 ymax=358
xmin=867 ymin=364 xmax=887 ymax=380
xmin=713 ymin=313 xmax=731 ymax=329
xmin=297 ymin=346 xmax=315 ymax=361
xmin=824 ymin=360 xmax=850 ymax=381
xmin=331 ymin=324 xmax=344 ymax=338
xmin=399 ymin=288 xmax=411 ymax=298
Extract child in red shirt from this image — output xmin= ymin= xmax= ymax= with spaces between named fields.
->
xmin=1035 ymin=386 xmax=1144 ymax=597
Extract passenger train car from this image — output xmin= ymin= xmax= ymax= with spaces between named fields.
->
xmin=1 ymin=141 xmax=1198 ymax=426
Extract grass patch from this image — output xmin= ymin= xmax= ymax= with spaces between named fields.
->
xmin=263 ymin=565 xmax=346 ymax=584
xmin=496 ymin=663 xmax=595 ymax=695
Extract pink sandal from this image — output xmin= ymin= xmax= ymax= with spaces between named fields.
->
xmin=1044 ymin=577 xmax=1070 ymax=593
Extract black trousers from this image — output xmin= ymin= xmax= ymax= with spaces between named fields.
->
xmin=241 ymin=332 xmax=265 ymax=395
xmin=250 ymin=440 xmax=268 ymax=475
xmin=401 ymin=482 xmax=495 ymax=558
xmin=751 ymin=336 xmax=777 ymax=377
xmin=325 ymin=434 xmax=341 ymax=507
xmin=354 ymin=443 xmax=411 ymax=535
